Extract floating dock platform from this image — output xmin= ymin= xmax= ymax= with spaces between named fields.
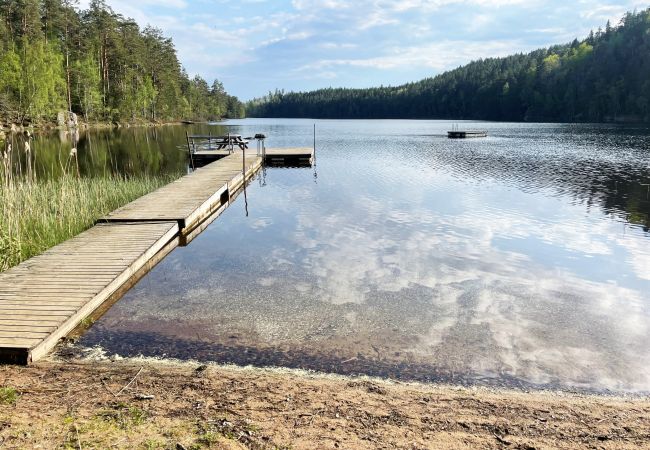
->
xmin=192 ymin=148 xmax=314 ymax=167
xmin=447 ymin=130 xmax=488 ymax=138
xmin=0 ymin=152 xmax=264 ymax=364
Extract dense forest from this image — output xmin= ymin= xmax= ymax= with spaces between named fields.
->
xmin=248 ymin=8 xmax=650 ymax=123
xmin=0 ymin=0 xmax=244 ymax=125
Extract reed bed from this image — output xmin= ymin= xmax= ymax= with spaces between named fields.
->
xmin=1 ymin=141 xmax=180 ymax=271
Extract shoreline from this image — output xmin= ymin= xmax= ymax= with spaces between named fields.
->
xmin=1 ymin=358 xmax=649 ymax=449
xmin=0 ymin=118 xmax=237 ymax=140
xmin=1 ymin=119 xmax=192 ymax=135
xmin=56 ymin=348 xmax=650 ymax=400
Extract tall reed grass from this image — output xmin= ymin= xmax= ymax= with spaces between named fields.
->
xmin=1 ymin=140 xmax=180 ymax=271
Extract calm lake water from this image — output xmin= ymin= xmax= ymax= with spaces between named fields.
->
xmin=52 ymin=119 xmax=650 ymax=393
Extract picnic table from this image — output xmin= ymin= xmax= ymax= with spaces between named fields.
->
xmin=186 ymin=133 xmax=249 ymax=154
xmin=213 ymin=134 xmax=248 ymax=151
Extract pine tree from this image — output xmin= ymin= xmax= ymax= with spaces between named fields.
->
xmin=247 ymin=8 xmax=650 ymax=124
xmin=0 ymin=1 xmax=244 ymax=123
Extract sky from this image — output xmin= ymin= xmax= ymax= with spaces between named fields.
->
xmin=78 ymin=0 xmax=649 ymax=100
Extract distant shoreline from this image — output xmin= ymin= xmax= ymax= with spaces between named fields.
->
xmin=244 ymin=115 xmax=650 ymax=124
xmin=0 ymin=119 xmax=230 ymax=137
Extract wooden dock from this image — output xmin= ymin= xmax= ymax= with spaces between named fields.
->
xmin=192 ymin=147 xmax=314 ymax=167
xmin=103 ymin=152 xmax=262 ymax=230
xmin=447 ymin=130 xmax=488 ymax=138
xmin=0 ymin=152 xmax=263 ymax=364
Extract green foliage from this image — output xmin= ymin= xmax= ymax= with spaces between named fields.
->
xmin=73 ymin=54 xmax=102 ymax=119
xmin=541 ymin=53 xmax=560 ymax=73
xmin=0 ymin=48 xmax=21 ymax=92
xmin=79 ymin=317 xmax=95 ymax=327
xmin=0 ymin=164 xmax=181 ymax=271
xmin=96 ymin=402 xmax=148 ymax=429
xmin=0 ymin=386 xmax=19 ymax=405
xmin=248 ymin=8 xmax=650 ymax=123
xmin=197 ymin=431 xmax=222 ymax=445
xmin=21 ymin=39 xmax=67 ymax=119
xmin=0 ymin=1 xmax=243 ymax=123
xmin=0 ymin=47 xmax=21 ymax=117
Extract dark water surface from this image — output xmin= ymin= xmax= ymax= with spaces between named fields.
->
xmin=65 ymin=119 xmax=650 ymax=393
xmin=6 ymin=122 xmax=239 ymax=178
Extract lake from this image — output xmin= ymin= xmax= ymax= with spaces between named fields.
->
xmin=45 ymin=119 xmax=650 ymax=393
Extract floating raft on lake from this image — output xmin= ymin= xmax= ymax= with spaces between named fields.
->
xmin=192 ymin=147 xmax=314 ymax=167
xmin=0 ymin=151 xmax=268 ymax=364
xmin=447 ymin=130 xmax=488 ymax=138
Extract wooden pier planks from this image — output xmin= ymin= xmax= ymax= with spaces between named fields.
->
xmin=0 ymin=222 xmax=179 ymax=363
xmin=0 ymin=152 xmax=265 ymax=364
xmin=102 ymin=152 xmax=262 ymax=229
xmin=192 ymin=147 xmax=314 ymax=167
xmin=264 ymin=148 xmax=314 ymax=158
xmin=447 ymin=130 xmax=488 ymax=138
xmin=264 ymin=148 xmax=314 ymax=166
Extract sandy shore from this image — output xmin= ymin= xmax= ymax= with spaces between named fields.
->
xmin=1 ymin=359 xmax=649 ymax=449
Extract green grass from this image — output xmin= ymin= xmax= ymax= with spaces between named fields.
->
xmin=0 ymin=386 xmax=19 ymax=405
xmin=0 ymin=167 xmax=180 ymax=271
xmin=96 ymin=402 xmax=149 ymax=429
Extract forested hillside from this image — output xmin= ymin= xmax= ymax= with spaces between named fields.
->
xmin=0 ymin=0 xmax=244 ymax=125
xmin=247 ymin=9 xmax=650 ymax=123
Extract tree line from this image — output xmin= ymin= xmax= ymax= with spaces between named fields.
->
xmin=247 ymin=8 xmax=650 ymax=123
xmin=0 ymin=0 xmax=244 ymax=125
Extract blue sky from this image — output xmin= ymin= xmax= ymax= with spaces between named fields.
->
xmin=80 ymin=0 xmax=649 ymax=100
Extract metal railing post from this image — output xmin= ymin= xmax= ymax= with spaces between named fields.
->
xmin=185 ymin=131 xmax=195 ymax=170
xmin=242 ymin=142 xmax=246 ymax=176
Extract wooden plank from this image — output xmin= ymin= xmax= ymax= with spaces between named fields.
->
xmin=182 ymin=157 xmax=262 ymax=229
xmin=0 ymin=305 xmax=80 ymax=312
xmin=0 ymin=300 xmax=87 ymax=306
xmin=0 ymin=151 xmax=269 ymax=364
xmin=0 ymin=221 xmax=179 ymax=362
xmin=0 ymin=331 xmax=51 ymax=339
xmin=0 ymin=319 xmax=64 ymax=327
xmin=30 ymin=221 xmax=180 ymax=362
xmin=0 ymin=337 xmax=42 ymax=347
xmin=0 ymin=285 xmax=104 ymax=290
xmin=0 ymin=288 xmax=103 ymax=293
xmin=179 ymin=177 xmax=247 ymax=245
xmin=102 ymin=152 xmax=262 ymax=227
xmin=0 ymin=293 xmax=102 ymax=299
xmin=0 ymin=313 xmax=72 ymax=319
xmin=194 ymin=148 xmax=313 ymax=167
xmin=0 ymin=325 xmax=57 ymax=332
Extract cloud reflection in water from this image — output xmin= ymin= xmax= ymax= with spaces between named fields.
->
xmin=73 ymin=120 xmax=650 ymax=393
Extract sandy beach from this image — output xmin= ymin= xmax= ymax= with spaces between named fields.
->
xmin=1 ymin=359 xmax=649 ymax=449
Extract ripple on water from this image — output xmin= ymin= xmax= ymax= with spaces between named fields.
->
xmin=69 ymin=120 xmax=650 ymax=394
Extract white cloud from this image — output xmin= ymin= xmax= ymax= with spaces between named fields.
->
xmin=295 ymin=39 xmax=524 ymax=72
xmin=319 ymin=42 xmax=358 ymax=49
xmin=292 ymin=0 xmax=534 ymax=12
xmin=80 ymin=0 xmax=646 ymax=98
